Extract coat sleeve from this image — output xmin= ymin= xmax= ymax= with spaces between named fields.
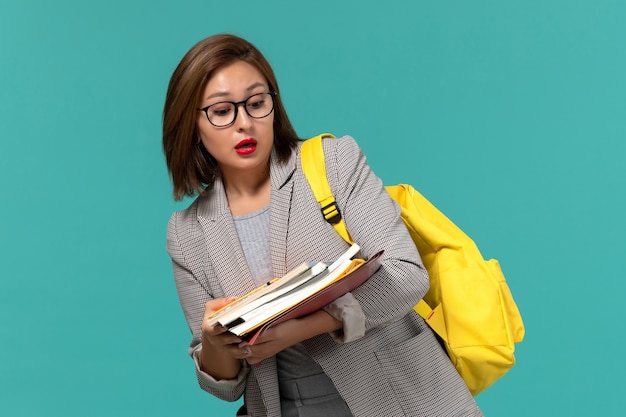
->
xmin=167 ymin=211 xmax=249 ymax=402
xmin=323 ymin=136 xmax=430 ymax=332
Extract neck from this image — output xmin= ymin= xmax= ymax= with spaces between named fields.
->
xmin=221 ymin=164 xmax=271 ymax=216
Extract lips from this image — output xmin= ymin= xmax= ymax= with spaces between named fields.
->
xmin=235 ymin=138 xmax=257 ymax=155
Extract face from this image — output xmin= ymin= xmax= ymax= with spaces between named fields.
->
xmin=196 ymin=60 xmax=275 ymax=179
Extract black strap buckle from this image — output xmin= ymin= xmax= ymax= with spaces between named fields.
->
xmin=321 ymin=201 xmax=342 ymax=224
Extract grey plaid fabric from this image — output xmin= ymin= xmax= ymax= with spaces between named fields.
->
xmin=167 ymin=136 xmax=483 ymax=417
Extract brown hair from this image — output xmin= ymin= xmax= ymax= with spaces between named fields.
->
xmin=162 ymin=34 xmax=300 ymax=200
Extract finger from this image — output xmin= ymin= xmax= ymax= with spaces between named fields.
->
xmin=231 ymin=340 xmax=250 ymax=356
xmin=203 ymin=297 xmax=237 ymax=315
xmin=203 ymin=328 xmax=243 ymax=346
xmin=240 ymin=346 xmax=260 ymax=363
xmin=236 ymin=343 xmax=264 ymax=364
xmin=201 ymin=320 xmax=226 ymax=335
xmin=220 ymin=332 xmax=243 ymax=345
xmin=201 ymin=319 xmax=242 ymax=342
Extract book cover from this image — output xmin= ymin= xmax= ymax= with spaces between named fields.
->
xmin=229 ymin=257 xmax=363 ymax=334
xmin=239 ymin=249 xmax=384 ymax=345
xmin=225 ymin=243 xmax=362 ymax=335
xmin=206 ymin=262 xmax=324 ymax=328
xmin=207 ymin=243 xmax=361 ymax=328
xmin=218 ymin=262 xmax=329 ymax=328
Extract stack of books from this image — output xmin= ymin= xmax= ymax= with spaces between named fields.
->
xmin=207 ymin=244 xmax=384 ymax=345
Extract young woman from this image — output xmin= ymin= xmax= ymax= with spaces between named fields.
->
xmin=163 ymin=34 xmax=483 ymax=417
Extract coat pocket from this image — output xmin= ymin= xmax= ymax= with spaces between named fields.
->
xmin=374 ymin=328 xmax=480 ymax=416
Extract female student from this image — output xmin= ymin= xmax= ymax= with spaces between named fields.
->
xmin=163 ymin=33 xmax=483 ymax=416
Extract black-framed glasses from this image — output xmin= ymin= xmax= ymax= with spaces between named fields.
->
xmin=197 ymin=91 xmax=277 ymax=127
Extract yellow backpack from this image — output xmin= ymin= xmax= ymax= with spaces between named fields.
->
xmin=301 ymin=134 xmax=525 ymax=396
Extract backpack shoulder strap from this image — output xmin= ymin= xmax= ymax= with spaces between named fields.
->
xmin=301 ymin=134 xmax=354 ymax=244
xmin=302 ymin=137 xmax=445 ymax=336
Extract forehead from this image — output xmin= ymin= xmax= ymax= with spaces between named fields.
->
xmin=203 ymin=61 xmax=268 ymax=99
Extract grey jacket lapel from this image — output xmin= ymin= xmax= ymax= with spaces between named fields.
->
xmin=195 ymin=148 xmax=297 ymax=299
xmin=269 ymin=148 xmax=296 ymax=278
xmin=196 ymin=176 xmax=256 ymax=298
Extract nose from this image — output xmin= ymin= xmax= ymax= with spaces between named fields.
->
xmin=233 ymin=102 xmax=252 ymax=130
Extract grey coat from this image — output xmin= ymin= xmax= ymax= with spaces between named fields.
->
xmin=166 ymin=136 xmax=483 ymax=417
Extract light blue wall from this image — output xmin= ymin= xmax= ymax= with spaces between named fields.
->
xmin=1 ymin=1 xmax=625 ymax=415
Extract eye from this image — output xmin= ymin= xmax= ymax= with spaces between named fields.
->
xmin=247 ymin=96 xmax=266 ymax=109
xmin=209 ymin=103 xmax=233 ymax=117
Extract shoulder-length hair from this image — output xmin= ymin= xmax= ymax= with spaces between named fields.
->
xmin=162 ymin=34 xmax=299 ymax=201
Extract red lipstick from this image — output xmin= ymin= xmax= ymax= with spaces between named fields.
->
xmin=235 ymin=138 xmax=257 ymax=155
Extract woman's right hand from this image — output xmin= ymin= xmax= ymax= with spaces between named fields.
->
xmin=198 ymin=298 xmax=249 ymax=379
xmin=201 ymin=298 xmax=243 ymax=352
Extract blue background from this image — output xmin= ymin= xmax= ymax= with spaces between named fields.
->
xmin=1 ymin=0 xmax=625 ymax=415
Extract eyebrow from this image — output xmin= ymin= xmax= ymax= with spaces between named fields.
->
xmin=205 ymin=82 xmax=268 ymax=100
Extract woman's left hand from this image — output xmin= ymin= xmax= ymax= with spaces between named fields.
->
xmin=237 ymin=310 xmax=343 ymax=365
xmin=237 ymin=319 xmax=298 ymax=365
